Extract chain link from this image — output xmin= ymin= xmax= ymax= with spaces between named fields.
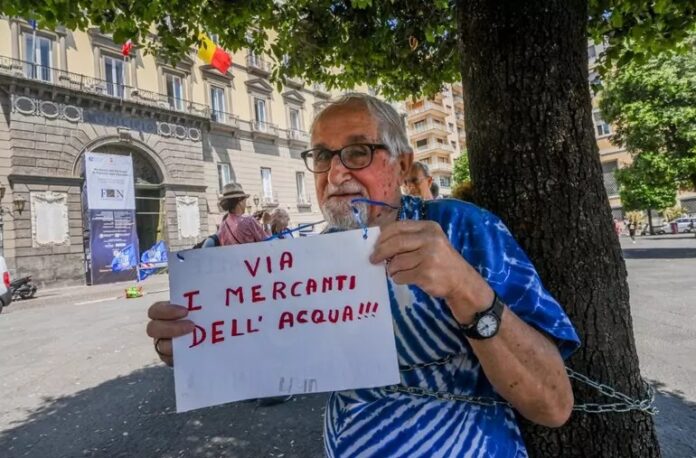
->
xmin=394 ymin=356 xmax=657 ymax=415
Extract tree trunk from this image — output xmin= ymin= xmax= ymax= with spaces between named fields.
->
xmin=456 ymin=0 xmax=660 ymax=456
xmin=648 ymin=208 xmax=654 ymax=235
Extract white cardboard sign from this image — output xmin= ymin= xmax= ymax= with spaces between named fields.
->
xmin=169 ymin=228 xmax=399 ymax=412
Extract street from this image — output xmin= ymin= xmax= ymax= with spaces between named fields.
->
xmin=0 ymin=234 xmax=694 ymax=458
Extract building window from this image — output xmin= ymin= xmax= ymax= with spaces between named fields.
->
xmin=588 ymin=44 xmax=597 ymax=62
xmin=217 ymin=163 xmax=232 ymax=192
xmin=104 ymin=56 xmax=125 ymax=98
xmin=289 ymin=107 xmax=301 ymax=131
xmin=439 ymin=176 xmax=451 ymax=188
xmin=602 ymin=161 xmax=619 ymax=196
xmin=593 ymin=110 xmax=612 ymax=137
xmin=166 ymin=74 xmax=184 ymax=111
xmin=24 ymin=34 xmax=53 ymax=81
xmin=261 ymin=167 xmax=273 ymax=202
xmin=254 ymin=97 xmax=267 ymax=125
xmin=450 ymin=140 xmax=457 ymax=149
xmin=448 ymin=122 xmax=454 ymax=132
xmin=209 ymin=33 xmax=220 ymax=45
xmin=296 ymin=172 xmax=309 ymax=205
xmin=210 ymin=86 xmax=226 ymax=122
xmin=416 ymin=139 xmax=428 ymax=150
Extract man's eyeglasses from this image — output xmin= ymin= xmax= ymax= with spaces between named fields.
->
xmin=300 ymin=143 xmax=388 ymax=173
xmin=404 ymin=177 xmax=425 ymax=186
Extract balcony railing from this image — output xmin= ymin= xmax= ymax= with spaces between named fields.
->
xmin=408 ymin=101 xmax=448 ymax=117
xmin=210 ymin=110 xmax=240 ymax=129
xmin=415 ymin=142 xmax=454 ymax=154
xmin=409 ymin=121 xmax=451 ymax=135
xmin=0 ymin=55 xmax=210 ymax=117
xmin=313 ymin=83 xmax=330 ymax=97
xmin=261 ymin=191 xmax=280 ymax=206
xmin=429 ymin=162 xmax=453 ymax=173
xmin=287 ymin=128 xmax=310 ymax=144
xmin=297 ymin=193 xmax=312 ymax=206
xmin=251 ymin=120 xmax=279 ymax=136
xmin=246 ymin=54 xmax=272 ymax=75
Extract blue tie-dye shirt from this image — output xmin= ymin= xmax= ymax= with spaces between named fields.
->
xmin=324 ymin=196 xmax=580 ymax=457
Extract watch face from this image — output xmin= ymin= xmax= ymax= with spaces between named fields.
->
xmin=477 ymin=314 xmax=499 ymax=338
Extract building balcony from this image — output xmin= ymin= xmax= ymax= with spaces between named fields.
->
xmin=408 ymin=121 xmax=451 ymax=140
xmin=246 ymin=54 xmax=272 ymax=76
xmin=297 ymin=193 xmax=312 ymax=207
xmin=429 ymin=162 xmax=453 ymax=174
xmin=407 ymin=102 xmax=448 ymax=120
xmin=210 ymin=110 xmax=240 ymax=131
xmin=251 ymin=120 xmax=279 ymax=138
xmin=0 ymin=55 xmax=210 ymax=118
xmin=261 ymin=191 xmax=280 ymax=207
xmin=455 ymin=113 xmax=465 ymax=127
xmin=453 ymin=94 xmax=464 ymax=109
xmin=414 ymin=142 xmax=455 ymax=156
xmin=287 ymin=128 xmax=310 ymax=146
xmin=451 ymin=82 xmax=463 ymax=96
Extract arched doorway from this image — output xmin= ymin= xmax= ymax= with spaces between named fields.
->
xmin=91 ymin=144 xmax=165 ymax=253
xmin=76 ymin=142 xmax=166 ymax=282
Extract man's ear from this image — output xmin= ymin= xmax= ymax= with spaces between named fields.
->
xmin=397 ymin=153 xmax=414 ymax=181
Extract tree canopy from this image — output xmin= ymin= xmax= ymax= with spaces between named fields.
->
xmin=615 ymin=151 xmax=678 ymax=212
xmin=2 ymin=0 xmax=694 ymax=98
xmin=600 ymin=35 xmax=696 ymax=189
xmin=452 ymin=150 xmax=471 ymax=185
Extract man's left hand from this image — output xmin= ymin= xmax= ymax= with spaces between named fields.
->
xmin=369 ymin=220 xmax=493 ymax=324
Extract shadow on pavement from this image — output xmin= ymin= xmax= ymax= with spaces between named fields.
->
xmin=622 ymin=247 xmax=696 ymax=260
xmin=651 ymin=380 xmax=696 ymax=458
xmin=0 ymin=365 xmax=327 ymax=458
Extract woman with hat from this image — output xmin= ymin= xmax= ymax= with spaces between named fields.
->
xmin=216 ymin=182 xmax=269 ymax=245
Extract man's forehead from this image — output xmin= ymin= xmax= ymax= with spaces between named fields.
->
xmin=311 ymin=104 xmax=378 ymax=148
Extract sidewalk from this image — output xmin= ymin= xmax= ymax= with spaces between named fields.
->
xmin=4 ymin=273 xmax=170 ymax=313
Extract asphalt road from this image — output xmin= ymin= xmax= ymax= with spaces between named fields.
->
xmin=0 ymin=234 xmax=694 ymax=457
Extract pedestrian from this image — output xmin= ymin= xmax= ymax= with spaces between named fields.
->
xmin=216 ymin=183 xmax=268 ymax=245
xmin=403 ymin=161 xmax=434 ymax=200
xmin=430 ymin=181 xmax=440 ymax=199
xmin=269 ymin=208 xmax=292 ymax=238
xmin=628 ymin=220 xmax=637 ymax=243
xmin=147 ymin=93 xmax=579 ymax=457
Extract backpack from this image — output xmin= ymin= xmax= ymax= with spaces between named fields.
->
xmin=192 ymin=234 xmax=220 ymax=249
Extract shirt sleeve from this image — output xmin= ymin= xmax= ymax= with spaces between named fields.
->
xmin=449 ymin=204 xmax=580 ymax=359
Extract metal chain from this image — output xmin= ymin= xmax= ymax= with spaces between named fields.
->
xmin=395 ymin=356 xmax=657 ymax=415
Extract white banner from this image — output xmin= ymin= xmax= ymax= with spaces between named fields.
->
xmin=84 ymin=152 xmax=136 ymax=210
xmin=169 ymin=228 xmax=399 ymax=413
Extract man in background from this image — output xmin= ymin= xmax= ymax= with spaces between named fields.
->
xmin=403 ymin=161 xmax=434 ymax=200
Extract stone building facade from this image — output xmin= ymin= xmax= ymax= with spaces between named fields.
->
xmin=0 ymin=18 xmax=329 ymax=286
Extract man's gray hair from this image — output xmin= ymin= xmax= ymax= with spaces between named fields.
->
xmin=311 ymin=92 xmax=413 ymax=157
xmin=411 ymin=161 xmax=431 ymax=177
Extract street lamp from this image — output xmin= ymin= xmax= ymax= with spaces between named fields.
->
xmin=13 ymin=194 xmax=26 ymax=215
xmin=253 ymin=195 xmax=260 ymax=209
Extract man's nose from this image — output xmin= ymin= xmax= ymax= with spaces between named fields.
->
xmin=327 ymin=154 xmax=351 ymax=185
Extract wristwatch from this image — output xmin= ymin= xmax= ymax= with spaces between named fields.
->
xmin=460 ymin=294 xmax=505 ymax=340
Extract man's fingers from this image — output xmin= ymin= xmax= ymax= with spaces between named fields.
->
xmin=371 ymin=233 xmax=423 ymax=263
xmin=148 ymin=302 xmax=188 ymax=320
xmin=390 ymin=267 xmax=421 ymax=286
xmin=160 ymin=355 xmax=174 ymax=367
xmin=146 ymin=319 xmax=195 ymax=339
xmin=377 ymin=220 xmax=432 ymax=244
xmin=154 ymin=338 xmax=173 ymax=357
xmin=387 ymin=251 xmax=422 ymax=276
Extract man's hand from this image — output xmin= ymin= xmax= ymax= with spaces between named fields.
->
xmin=146 ymin=301 xmax=195 ymax=366
xmin=369 ymin=220 xmax=493 ymax=324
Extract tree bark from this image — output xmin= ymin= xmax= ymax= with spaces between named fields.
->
xmin=648 ymin=208 xmax=654 ymax=235
xmin=456 ymin=0 xmax=660 ymax=456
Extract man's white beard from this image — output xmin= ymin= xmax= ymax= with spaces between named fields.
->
xmin=320 ymin=182 xmax=369 ymax=230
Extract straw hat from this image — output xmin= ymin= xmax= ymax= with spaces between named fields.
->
xmin=219 ymin=182 xmax=250 ymax=211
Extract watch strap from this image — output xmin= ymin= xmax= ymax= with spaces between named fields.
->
xmin=461 ymin=293 xmax=505 ymax=340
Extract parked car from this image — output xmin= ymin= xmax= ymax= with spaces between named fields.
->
xmin=640 ymin=224 xmax=667 ymax=235
xmin=667 ymin=217 xmax=696 ymax=233
xmin=0 ymin=256 xmax=12 ymax=313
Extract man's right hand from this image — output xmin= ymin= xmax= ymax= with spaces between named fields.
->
xmin=146 ymin=301 xmax=195 ymax=366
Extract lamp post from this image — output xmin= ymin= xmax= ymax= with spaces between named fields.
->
xmin=0 ymin=186 xmax=26 ymax=256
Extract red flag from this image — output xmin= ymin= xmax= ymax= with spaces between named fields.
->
xmin=121 ymin=40 xmax=133 ymax=57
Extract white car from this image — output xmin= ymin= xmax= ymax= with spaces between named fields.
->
xmin=668 ymin=217 xmax=696 ymax=233
xmin=0 ymin=256 xmax=11 ymax=313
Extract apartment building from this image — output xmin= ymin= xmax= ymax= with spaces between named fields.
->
xmin=588 ymin=42 xmax=696 ymax=219
xmin=0 ymin=18 xmax=331 ymax=286
xmin=402 ymin=83 xmax=466 ymax=196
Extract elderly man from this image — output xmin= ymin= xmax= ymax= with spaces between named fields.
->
xmin=147 ymin=93 xmax=579 ymax=457
xmin=404 ymin=161 xmax=434 ymax=200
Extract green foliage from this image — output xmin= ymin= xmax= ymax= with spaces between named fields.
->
xmin=452 ymin=150 xmax=471 ymax=185
xmin=2 ymin=1 xmax=694 ymax=99
xmin=615 ymin=152 xmax=677 ymax=212
xmin=600 ymin=34 xmax=696 ymax=190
